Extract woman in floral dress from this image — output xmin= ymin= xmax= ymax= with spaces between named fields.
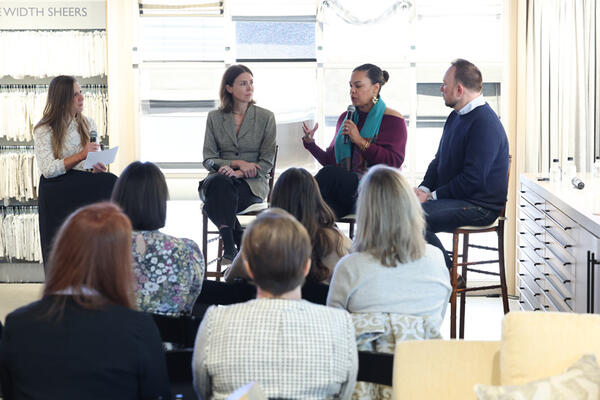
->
xmin=112 ymin=161 xmax=205 ymax=315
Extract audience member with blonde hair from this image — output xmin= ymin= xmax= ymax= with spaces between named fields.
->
xmin=327 ymin=166 xmax=451 ymax=323
xmin=0 ymin=203 xmax=170 ymax=399
xmin=193 ymin=208 xmax=357 ymax=399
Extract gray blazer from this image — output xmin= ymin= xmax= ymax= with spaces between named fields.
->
xmin=202 ymin=105 xmax=277 ymax=200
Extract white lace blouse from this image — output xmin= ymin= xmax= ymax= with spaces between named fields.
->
xmin=33 ymin=116 xmax=97 ymax=179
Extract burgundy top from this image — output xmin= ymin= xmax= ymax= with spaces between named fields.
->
xmin=303 ymin=109 xmax=406 ymax=177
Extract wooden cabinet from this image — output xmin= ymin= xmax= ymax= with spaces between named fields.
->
xmin=518 ymin=174 xmax=600 ymax=313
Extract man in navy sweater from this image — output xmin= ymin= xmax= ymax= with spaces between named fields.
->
xmin=415 ymin=59 xmax=509 ymax=274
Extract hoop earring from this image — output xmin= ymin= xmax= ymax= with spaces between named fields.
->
xmin=372 ymin=96 xmax=379 ymax=104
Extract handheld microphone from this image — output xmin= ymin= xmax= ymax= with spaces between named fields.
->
xmin=571 ymin=176 xmax=585 ymax=189
xmin=90 ymin=130 xmax=98 ymax=143
xmin=206 ymin=159 xmax=241 ymax=182
xmin=344 ymin=105 xmax=355 ymax=144
xmin=206 ymin=159 xmax=221 ymax=172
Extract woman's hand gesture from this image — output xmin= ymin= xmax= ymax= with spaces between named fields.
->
xmin=302 ymin=121 xmax=319 ymax=143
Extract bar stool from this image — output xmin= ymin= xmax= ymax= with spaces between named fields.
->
xmin=449 ymin=155 xmax=511 ymax=339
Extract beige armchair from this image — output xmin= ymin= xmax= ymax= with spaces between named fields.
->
xmin=392 ymin=311 xmax=600 ymax=399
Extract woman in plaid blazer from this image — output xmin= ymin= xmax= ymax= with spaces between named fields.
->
xmin=193 ymin=209 xmax=358 ymax=399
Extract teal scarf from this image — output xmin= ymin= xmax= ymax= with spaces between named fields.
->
xmin=334 ymin=97 xmax=386 ymax=167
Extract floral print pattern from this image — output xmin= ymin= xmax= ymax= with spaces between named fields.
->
xmin=131 ymin=230 xmax=204 ymax=316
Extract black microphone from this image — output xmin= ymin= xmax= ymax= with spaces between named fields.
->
xmin=344 ymin=105 xmax=355 ymax=144
xmin=206 ymin=159 xmax=240 ymax=182
xmin=206 ymin=159 xmax=221 ymax=172
xmin=571 ymin=176 xmax=585 ymax=189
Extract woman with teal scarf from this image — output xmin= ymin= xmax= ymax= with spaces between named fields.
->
xmin=302 ymin=63 xmax=407 ymax=219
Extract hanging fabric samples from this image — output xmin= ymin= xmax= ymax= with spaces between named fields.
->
xmin=0 ymin=30 xmax=107 ymax=78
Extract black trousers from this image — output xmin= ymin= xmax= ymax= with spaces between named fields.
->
xmin=38 ymin=170 xmax=117 ymax=272
xmin=199 ymin=174 xmax=261 ymax=229
xmin=315 ymin=165 xmax=359 ymax=219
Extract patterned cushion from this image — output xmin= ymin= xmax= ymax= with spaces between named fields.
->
xmin=351 ymin=313 xmax=442 ymax=400
xmin=474 ymin=354 xmax=600 ymax=400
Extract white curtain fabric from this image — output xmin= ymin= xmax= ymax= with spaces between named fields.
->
xmin=0 ymin=211 xmax=42 ymax=262
xmin=0 ymin=30 xmax=106 ymax=78
xmin=0 ymin=152 xmax=39 ymax=201
xmin=524 ymin=0 xmax=598 ymax=174
xmin=0 ymin=87 xmax=108 ymax=141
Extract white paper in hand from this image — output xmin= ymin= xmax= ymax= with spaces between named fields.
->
xmin=83 ymin=146 xmax=119 ymax=169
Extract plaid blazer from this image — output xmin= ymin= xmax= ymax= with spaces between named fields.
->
xmin=193 ymin=298 xmax=358 ymax=400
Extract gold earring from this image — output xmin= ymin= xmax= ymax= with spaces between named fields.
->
xmin=372 ymin=96 xmax=379 ymax=104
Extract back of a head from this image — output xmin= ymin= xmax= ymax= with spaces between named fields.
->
xmin=451 ymin=58 xmax=482 ymax=92
xmin=111 ymin=161 xmax=168 ymax=231
xmin=271 ymin=167 xmax=335 ymax=229
xmin=270 ymin=168 xmax=338 ymax=282
xmin=241 ymin=208 xmax=311 ymax=295
xmin=354 ymin=165 xmax=426 ymax=265
xmin=44 ymin=202 xmax=134 ymax=309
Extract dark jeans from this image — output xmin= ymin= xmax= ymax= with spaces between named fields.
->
xmin=421 ymin=199 xmax=499 ymax=270
xmin=199 ymin=174 xmax=261 ymax=229
xmin=315 ymin=165 xmax=359 ymax=219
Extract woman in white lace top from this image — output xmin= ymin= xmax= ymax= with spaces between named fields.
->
xmin=33 ymin=75 xmax=105 ymax=178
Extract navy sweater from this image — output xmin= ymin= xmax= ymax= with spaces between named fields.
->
xmin=420 ymin=103 xmax=509 ymax=211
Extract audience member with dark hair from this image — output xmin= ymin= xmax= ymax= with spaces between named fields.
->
xmin=199 ymin=64 xmax=277 ymax=264
xmin=225 ymin=167 xmax=351 ymax=284
xmin=112 ymin=161 xmax=204 ymax=316
xmin=328 ymin=166 xmax=451 ymax=326
xmin=302 ymin=63 xmax=406 ymax=219
xmin=0 ymin=203 xmax=170 ymax=399
xmin=193 ymin=209 xmax=358 ymax=399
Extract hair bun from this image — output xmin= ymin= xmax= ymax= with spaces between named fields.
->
xmin=382 ymin=70 xmax=389 ymax=84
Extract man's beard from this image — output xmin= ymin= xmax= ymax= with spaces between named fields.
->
xmin=444 ymin=98 xmax=457 ymax=108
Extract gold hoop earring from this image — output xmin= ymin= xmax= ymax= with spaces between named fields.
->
xmin=372 ymin=96 xmax=379 ymax=104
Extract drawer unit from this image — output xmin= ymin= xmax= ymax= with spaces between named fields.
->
xmin=518 ymin=176 xmax=600 ymax=314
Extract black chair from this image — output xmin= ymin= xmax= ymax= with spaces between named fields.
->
xmin=357 ymin=351 xmax=394 ymax=386
xmin=151 ymin=314 xmax=201 ymax=349
xmin=301 ymin=282 xmax=329 ymax=305
xmin=337 ymin=214 xmax=356 ymax=239
xmin=165 ymin=349 xmax=194 ymax=399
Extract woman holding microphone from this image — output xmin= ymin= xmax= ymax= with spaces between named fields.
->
xmin=34 ymin=75 xmax=116 ymax=268
xmin=34 ymin=75 xmax=105 ymax=177
xmin=302 ymin=63 xmax=407 ymax=219
xmin=199 ymin=64 xmax=276 ymax=264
